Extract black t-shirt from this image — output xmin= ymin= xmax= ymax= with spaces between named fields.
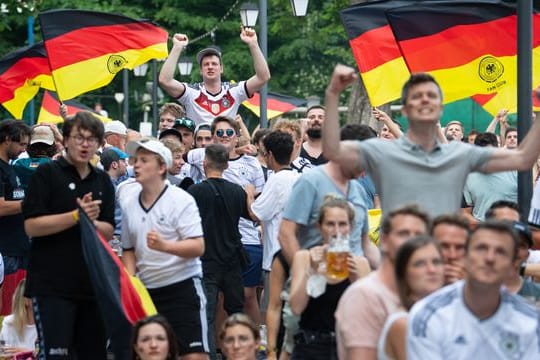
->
xmin=299 ymin=145 xmax=327 ymax=166
xmin=22 ymin=157 xmax=115 ymax=299
xmin=188 ymin=178 xmax=250 ymax=273
xmin=0 ymin=159 xmax=29 ymax=257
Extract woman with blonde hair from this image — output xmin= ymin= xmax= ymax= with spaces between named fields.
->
xmin=219 ymin=313 xmax=260 ymax=360
xmin=0 ymin=279 xmax=37 ymax=353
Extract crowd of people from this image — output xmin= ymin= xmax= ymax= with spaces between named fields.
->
xmin=0 ymin=26 xmax=540 ymax=360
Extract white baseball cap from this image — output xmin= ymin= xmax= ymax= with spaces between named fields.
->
xmin=31 ymin=125 xmax=55 ymax=145
xmin=126 ymin=139 xmax=172 ymax=169
xmin=105 ymin=120 xmax=127 ymax=136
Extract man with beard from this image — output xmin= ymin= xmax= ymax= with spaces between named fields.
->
xmin=293 ymin=106 xmax=327 ymax=172
xmin=0 ymin=120 xmax=31 ymax=280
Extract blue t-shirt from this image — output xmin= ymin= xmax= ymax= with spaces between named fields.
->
xmin=356 ymin=175 xmax=377 ymax=209
xmin=282 ymin=166 xmax=369 ymax=255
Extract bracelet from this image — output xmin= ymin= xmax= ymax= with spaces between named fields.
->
xmin=519 ymin=263 xmax=527 ymax=277
xmin=72 ymin=209 xmax=79 ymax=224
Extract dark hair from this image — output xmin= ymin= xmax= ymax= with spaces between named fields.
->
xmin=131 ymin=314 xmax=178 ymax=360
xmin=432 ymin=214 xmax=470 ymax=234
xmin=466 ymin=221 xmax=519 ymax=261
xmin=340 ymin=124 xmax=377 ymax=141
xmin=395 ymin=235 xmax=442 ymax=310
xmin=0 ymin=120 xmax=31 ymax=144
xmin=211 ymin=116 xmax=239 ymax=135
xmin=381 ymin=204 xmax=431 ymax=235
xmin=467 ymin=129 xmax=479 ymax=137
xmin=474 ymin=132 xmax=498 ymax=147
xmin=62 ymin=111 xmax=104 ymax=143
xmin=219 ymin=313 xmax=260 ymax=342
xmin=401 ymin=73 xmax=443 ymax=105
xmin=252 ymin=128 xmax=271 ymax=146
xmin=205 ymin=143 xmax=229 ymax=172
xmin=306 ymin=105 xmax=325 ymax=116
xmin=27 ymin=142 xmax=57 ymax=158
xmin=317 ymin=195 xmax=355 ymax=227
xmin=263 ymin=131 xmax=294 ymax=166
xmin=195 ymin=124 xmax=211 ymax=137
xmin=505 ymin=127 xmax=517 ymax=139
xmin=485 ymin=200 xmax=519 ymax=220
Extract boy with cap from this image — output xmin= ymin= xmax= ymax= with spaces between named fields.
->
xmin=159 ymin=27 xmax=270 ymax=126
xmin=100 ymin=147 xmax=129 ymax=187
xmin=121 ymin=139 xmax=209 ymax=359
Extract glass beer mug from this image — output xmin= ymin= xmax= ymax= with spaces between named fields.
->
xmin=326 ymin=233 xmax=350 ymax=280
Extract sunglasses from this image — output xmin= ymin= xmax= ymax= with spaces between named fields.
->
xmin=215 ymin=128 xmax=236 ymax=138
xmin=174 ymin=118 xmax=195 ymax=131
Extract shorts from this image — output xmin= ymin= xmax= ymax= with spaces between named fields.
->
xmin=148 ymin=277 xmax=209 ymax=356
xmin=242 ymin=244 xmax=263 ymax=287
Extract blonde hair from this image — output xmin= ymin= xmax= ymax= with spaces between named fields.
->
xmin=161 ymin=137 xmax=185 ymax=155
xmin=12 ymin=279 xmax=30 ymax=339
xmin=274 ymin=120 xmax=302 ymax=142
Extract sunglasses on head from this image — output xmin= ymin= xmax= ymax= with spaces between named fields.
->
xmin=174 ymin=118 xmax=195 ymax=131
xmin=215 ymin=128 xmax=236 ymax=138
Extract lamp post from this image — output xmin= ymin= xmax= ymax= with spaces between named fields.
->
xmin=240 ymin=3 xmax=259 ymax=27
xmin=290 ymin=0 xmax=309 ymax=16
xmin=178 ymin=57 xmax=193 ymax=76
xmin=134 ymin=63 xmax=149 ymax=77
xmin=114 ymin=92 xmax=125 ymax=121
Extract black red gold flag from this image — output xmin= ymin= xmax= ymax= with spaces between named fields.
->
xmin=39 ymin=9 xmax=168 ymax=101
xmin=37 ymin=90 xmax=111 ymax=124
xmin=243 ymin=92 xmax=306 ymax=119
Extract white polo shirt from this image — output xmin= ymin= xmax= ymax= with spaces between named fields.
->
xmin=121 ymin=185 xmax=203 ymax=289
xmin=408 ymin=281 xmax=540 ymax=360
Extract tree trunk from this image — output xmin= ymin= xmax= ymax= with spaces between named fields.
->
xmin=346 ymin=0 xmax=391 ymax=132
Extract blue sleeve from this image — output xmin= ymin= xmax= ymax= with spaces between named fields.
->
xmin=282 ymin=176 xmax=316 ymax=226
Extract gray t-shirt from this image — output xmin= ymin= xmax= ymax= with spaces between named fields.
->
xmin=358 ymin=136 xmax=493 ymax=216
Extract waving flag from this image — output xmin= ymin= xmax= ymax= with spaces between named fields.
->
xmin=0 ymin=42 xmax=54 ymax=119
xmin=386 ymin=1 xmax=520 ymax=106
xmin=242 ymin=92 xmax=306 ymax=119
xmin=79 ymin=207 xmax=156 ymax=360
xmin=39 ymin=9 xmax=168 ymax=101
xmin=38 ymin=90 xmax=111 ymax=124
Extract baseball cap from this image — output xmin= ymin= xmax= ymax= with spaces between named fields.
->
xmin=158 ymin=128 xmax=183 ymax=142
xmin=100 ymin=147 xmax=129 ymax=169
xmin=30 ymin=125 xmax=55 ymax=145
xmin=173 ymin=117 xmax=196 ymax=132
xmin=512 ymin=221 xmax=533 ymax=248
xmin=196 ymin=47 xmax=222 ymax=65
xmin=105 ymin=120 xmax=127 ymax=136
xmin=126 ymin=139 xmax=172 ymax=169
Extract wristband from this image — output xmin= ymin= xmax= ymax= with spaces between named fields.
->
xmin=519 ymin=263 xmax=527 ymax=277
xmin=72 ymin=209 xmax=79 ymax=224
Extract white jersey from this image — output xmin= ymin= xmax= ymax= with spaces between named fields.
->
xmin=120 ymin=185 xmax=203 ymax=288
xmin=178 ymin=81 xmax=249 ymax=126
xmin=251 ymin=169 xmax=299 ymax=270
xmin=186 ymin=148 xmax=265 ymax=245
xmin=408 ymin=281 xmax=540 ymax=360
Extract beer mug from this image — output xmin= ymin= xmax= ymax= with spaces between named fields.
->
xmin=326 ymin=233 xmax=350 ymax=280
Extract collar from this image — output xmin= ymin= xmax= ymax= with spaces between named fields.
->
xmin=57 ymin=156 xmax=96 ymax=176
xmin=398 ymin=135 xmax=443 ymax=153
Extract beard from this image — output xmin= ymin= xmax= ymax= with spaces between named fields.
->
xmin=306 ymin=128 xmax=322 ymax=139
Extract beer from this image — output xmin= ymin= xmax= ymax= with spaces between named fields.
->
xmin=326 ymin=251 xmax=349 ymax=280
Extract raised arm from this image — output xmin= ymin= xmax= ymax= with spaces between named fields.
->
xmin=372 ymin=107 xmax=402 ymax=138
xmin=485 ymin=109 xmax=508 ymax=134
xmin=241 ymin=27 xmax=271 ymax=96
xmin=484 ymin=114 xmax=540 ymax=172
xmin=158 ymin=33 xmax=188 ymax=98
xmin=323 ymin=65 xmax=364 ymax=172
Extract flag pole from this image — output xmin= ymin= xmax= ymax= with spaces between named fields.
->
xmin=517 ymin=0 xmax=533 ymax=220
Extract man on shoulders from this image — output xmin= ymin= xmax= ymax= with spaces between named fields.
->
xmin=159 ymin=27 xmax=270 ymax=126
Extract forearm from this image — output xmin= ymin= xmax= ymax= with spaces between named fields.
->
xmin=0 ymin=200 xmax=21 ymax=217
xmin=384 ymin=118 xmax=403 ymax=138
xmin=362 ymin=239 xmax=380 ymax=270
xmin=249 ymin=43 xmax=271 ymax=84
xmin=485 ymin=117 xmax=498 ymax=133
xmin=95 ymin=221 xmax=114 ymax=241
xmin=516 ymin=118 xmax=540 ymax=168
xmin=121 ymin=250 xmax=137 ymax=275
xmin=322 ymin=88 xmax=343 ymax=160
xmin=24 ymin=210 xmax=78 ymax=237
xmin=289 ymin=268 xmax=311 ymax=316
xmin=161 ymin=237 xmax=204 ymax=258
xmin=158 ymin=44 xmax=184 ymax=96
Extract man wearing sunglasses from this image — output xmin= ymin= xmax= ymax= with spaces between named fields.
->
xmin=159 ymin=27 xmax=270 ymax=126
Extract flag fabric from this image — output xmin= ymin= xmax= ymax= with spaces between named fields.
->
xmin=386 ymin=1 xmax=520 ymax=106
xmin=0 ymin=42 xmax=54 ymax=119
xmin=242 ymin=92 xmax=306 ymax=119
xmin=78 ymin=207 xmax=156 ymax=360
xmin=340 ymin=0 xmax=413 ymax=106
xmin=37 ymin=90 xmax=111 ymax=124
xmin=39 ymin=9 xmax=168 ymax=101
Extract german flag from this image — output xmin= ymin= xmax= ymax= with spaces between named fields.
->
xmin=38 ymin=90 xmax=111 ymax=124
xmin=39 ymin=9 xmax=168 ymax=101
xmin=386 ymin=1 xmax=519 ymax=104
xmin=340 ymin=0 xmax=413 ymax=107
xmin=242 ymin=92 xmax=306 ymax=119
xmin=79 ymin=206 xmax=156 ymax=360
xmin=0 ymin=42 xmax=54 ymax=119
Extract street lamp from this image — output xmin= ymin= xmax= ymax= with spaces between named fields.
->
xmin=178 ymin=57 xmax=193 ymax=76
xmin=290 ymin=0 xmax=309 ymax=16
xmin=114 ymin=92 xmax=125 ymax=121
xmin=240 ymin=3 xmax=259 ymax=27
xmin=134 ymin=63 xmax=149 ymax=77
